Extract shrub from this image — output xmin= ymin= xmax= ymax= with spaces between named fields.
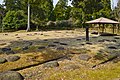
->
xmin=47 ymin=21 xmax=55 ymax=27
xmin=73 ymin=19 xmax=82 ymax=27
xmin=55 ymin=20 xmax=73 ymax=29
xmin=2 ymin=10 xmax=27 ymax=31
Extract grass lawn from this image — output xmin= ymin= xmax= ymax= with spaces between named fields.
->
xmin=0 ymin=48 xmax=66 ymax=72
xmin=45 ymin=62 xmax=120 ymax=80
xmin=0 ymin=29 xmax=120 ymax=80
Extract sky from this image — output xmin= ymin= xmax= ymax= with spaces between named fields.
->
xmin=0 ymin=0 xmax=118 ymax=9
xmin=0 ymin=0 xmax=3 ymax=4
xmin=111 ymin=0 xmax=119 ymax=9
xmin=53 ymin=0 xmax=118 ymax=8
xmin=53 ymin=0 xmax=72 ymax=7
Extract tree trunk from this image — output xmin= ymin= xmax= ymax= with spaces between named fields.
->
xmin=26 ymin=3 xmax=30 ymax=32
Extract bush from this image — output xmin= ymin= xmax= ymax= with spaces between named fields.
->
xmin=2 ymin=10 xmax=27 ymax=31
xmin=54 ymin=20 xmax=73 ymax=29
xmin=59 ymin=20 xmax=72 ymax=27
xmin=73 ymin=19 xmax=82 ymax=27
xmin=47 ymin=21 xmax=55 ymax=27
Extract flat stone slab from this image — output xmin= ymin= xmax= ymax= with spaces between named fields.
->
xmin=86 ymin=42 xmax=93 ymax=45
xmin=0 ymin=58 xmax=7 ymax=64
xmin=63 ymin=64 xmax=80 ymax=70
xmin=114 ymin=37 xmax=120 ymax=39
xmin=48 ymin=44 xmax=56 ymax=47
xmin=7 ymin=56 xmax=20 ymax=62
xmin=43 ymin=61 xmax=59 ymax=68
xmin=59 ymin=43 xmax=68 ymax=46
xmin=0 ymin=71 xmax=24 ymax=80
xmin=56 ymin=47 xmax=65 ymax=50
xmin=38 ymin=46 xmax=46 ymax=50
xmin=108 ymin=46 xmax=117 ymax=49
xmin=78 ymin=54 xmax=91 ymax=61
xmin=2 ymin=48 xmax=11 ymax=52
xmin=53 ymin=41 xmax=60 ymax=44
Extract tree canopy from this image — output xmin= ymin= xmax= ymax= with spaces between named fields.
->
xmin=112 ymin=0 xmax=120 ymax=21
xmin=0 ymin=0 xmax=114 ymax=31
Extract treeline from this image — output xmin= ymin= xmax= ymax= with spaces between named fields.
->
xmin=0 ymin=0 xmax=118 ymax=31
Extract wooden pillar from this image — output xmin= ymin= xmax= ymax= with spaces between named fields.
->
xmin=117 ymin=24 xmax=119 ymax=33
xmin=86 ymin=26 xmax=89 ymax=41
xmin=113 ymin=24 xmax=115 ymax=34
xmin=98 ymin=24 xmax=100 ymax=33
xmin=1 ymin=16 xmax=4 ymax=32
xmin=102 ymin=24 xmax=105 ymax=33
xmin=2 ymin=25 xmax=4 ymax=33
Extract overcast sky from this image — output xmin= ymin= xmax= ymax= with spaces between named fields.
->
xmin=0 ymin=0 xmax=3 ymax=4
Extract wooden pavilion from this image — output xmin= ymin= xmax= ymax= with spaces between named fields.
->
xmin=85 ymin=17 xmax=119 ymax=41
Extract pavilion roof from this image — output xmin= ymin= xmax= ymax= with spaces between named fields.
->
xmin=86 ymin=17 xmax=119 ymax=24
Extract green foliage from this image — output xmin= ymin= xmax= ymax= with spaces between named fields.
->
xmin=94 ymin=52 xmax=106 ymax=60
xmin=4 ymin=0 xmax=22 ymax=11
xmin=30 ymin=0 xmax=53 ymax=22
xmin=72 ymin=0 xmax=112 ymax=21
xmin=2 ymin=10 xmax=27 ymax=30
xmin=73 ymin=19 xmax=82 ymax=27
xmin=55 ymin=20 xmax=73 ymax=27
xmin=47 ymin=21 xmax=55 ymax=27
xmin=54 ymin=0 xmax=71 ymax=20
xmin=112 ymin=0 xmax=120 ymax=21
xmin=2 ymin=0 xmax=113 ymax=31
xmin=3 ymin=0 xmax=54 ymax=30
xmin=0 ymin=4 xmax=5 ymax=31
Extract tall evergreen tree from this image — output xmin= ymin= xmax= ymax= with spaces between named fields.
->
xmin=113 ymin=0 xmax=120 ymax=21
xmin=3 ymin=0 xmax=54 ymax=30
xmin=71 ymin=0 xmax=112 ymax=21
xmin=4 ymin=0 xmax=22 ymax=11
xmin=54 ymin=0 xmax=69 ymax=20
xmin=0 ymin=4 xmax=5 ymax=30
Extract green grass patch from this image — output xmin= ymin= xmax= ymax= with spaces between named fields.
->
xmin=69 ymin=48 xmax=91 ymax=54
xmin=0 ymin=48 xmax=66 ymax=72
xmin=46 ymin=62 xmax=120 ymax=80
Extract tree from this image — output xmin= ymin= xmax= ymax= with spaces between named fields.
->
xmin=2 ymin=10 xmax=27 ymax=31
xmin=113 ymin=0 xmax=120 ymax=21
xmin=53 ymin=0 xmax=69 ymax=20
xmin=3 ymin=0 xmax=22 ymax=11
xmin=70 ymin=7 xmax=85 ymax=27
xmin=0 ymin=5 xmax=5 ymax=24
xmin=71 ymin=0 xmax=112 ymax=21
xmin=3 ymin=0 xmax=54 ymax=29
xmin=0 ymin=4 xmax=5 ymax=32
xmin=30 ymin=0 xmax=54 ymax=30
xmin=20 ymin=0 xmax=54 ymax=31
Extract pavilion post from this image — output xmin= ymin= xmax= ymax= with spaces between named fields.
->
xmin=118 ymin=24 xmax=120 ymax=33
xmin=86 ymin=26 xmax=89 ymax=41
xmin=102 ymin=24 xmax=105 ymax=33
xmin=2 ymin=25 xmax=4 ymax=33
xmin=98 ymin=24 xmax=100 ymax=34
xmin=112 ymin=24 xmax=115 ymax=34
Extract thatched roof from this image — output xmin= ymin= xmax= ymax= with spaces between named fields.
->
xmin=86 ymin=17 xmax=119 ymax=24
